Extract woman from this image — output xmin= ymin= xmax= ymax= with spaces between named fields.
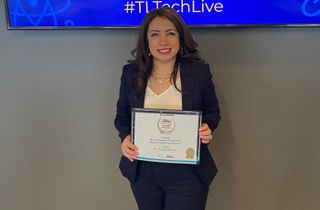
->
xmin=114 ymin=7 xmax=220 ymax=210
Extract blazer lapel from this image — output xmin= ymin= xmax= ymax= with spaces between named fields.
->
xmin=180 ymin=62 xmax=193 ymax=111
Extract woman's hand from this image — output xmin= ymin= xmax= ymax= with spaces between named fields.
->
xmin=121 ymin=135 xmax=139 ymax=162
xmin=199 ymin=123 xmax=213 ymax=144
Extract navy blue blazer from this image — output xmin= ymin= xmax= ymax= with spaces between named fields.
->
xmin=114 ymin=59 xmax=221 ymax=186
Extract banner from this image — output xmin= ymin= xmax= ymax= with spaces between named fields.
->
xmin=5 ymin=0 xmax=320 ymax=28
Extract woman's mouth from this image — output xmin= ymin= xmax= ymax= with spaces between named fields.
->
xmin=158 ymin=48 xmax=171 ymax=54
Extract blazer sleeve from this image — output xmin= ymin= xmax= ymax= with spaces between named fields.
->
xmin=200 ymin=64 xmax=221 ymax=132
xmin=114 ymin=65 xmax=132 ymax=142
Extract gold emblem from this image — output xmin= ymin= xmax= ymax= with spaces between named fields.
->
xmin=186 ymin=148 xmax=195 ymax=160
xmin=157 ymin=114 xmax=175 ymax=134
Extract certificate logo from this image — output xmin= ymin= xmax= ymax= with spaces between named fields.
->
xmin=186 ymin=148 xmax=195 ymax=160
xmin=157 ymin=115 xmax=175 ymax=134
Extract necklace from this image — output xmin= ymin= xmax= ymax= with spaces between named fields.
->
xmin=151 ymin=67 xmax=175 ymax=84
xmin=152 ymin=74 xmax=172 ymax=84
xmin=153 ymin=71 xmax=172 ymax=77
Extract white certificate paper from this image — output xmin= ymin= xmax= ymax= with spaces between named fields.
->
xmin=132 ymin=108 xmax=202 ymax=164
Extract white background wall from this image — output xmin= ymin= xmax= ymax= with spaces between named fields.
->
xmin=1 ymin=2 xmax=320 ymax=210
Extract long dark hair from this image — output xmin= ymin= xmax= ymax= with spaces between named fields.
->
xmin=130 ymin=7 xmax=201 ymax=95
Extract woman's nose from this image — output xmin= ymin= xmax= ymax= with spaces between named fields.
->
xmin=159 ymin=34 xmax=168 ymax=45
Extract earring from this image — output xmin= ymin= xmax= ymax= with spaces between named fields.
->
xmin=147 ymin=47 xmax=151 ymax=56
xmin=180 ymin=47 xmax=184 ymax=56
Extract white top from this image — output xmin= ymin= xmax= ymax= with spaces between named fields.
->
xmin=144 ymin=78 xmax=182 ymax=110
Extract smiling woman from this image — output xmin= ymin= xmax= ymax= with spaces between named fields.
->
xmin=147 ymin=17 xmax=180 ymax=64
xmin=114 ymin=7 xmax=221 ymax=210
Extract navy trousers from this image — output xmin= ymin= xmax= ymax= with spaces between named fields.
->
xmin=130 ymin=161 xmax=209 ymax=210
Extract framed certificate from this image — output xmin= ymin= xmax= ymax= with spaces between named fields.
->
xmin=131 ymin=108 xmax=202 ymax=165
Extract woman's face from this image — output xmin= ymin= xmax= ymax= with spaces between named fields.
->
xmin=147 ymin=16 xmax=180 ymax=64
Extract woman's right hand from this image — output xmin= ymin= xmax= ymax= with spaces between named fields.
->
xmin=121 ymin=135 xmax=139 ymax=162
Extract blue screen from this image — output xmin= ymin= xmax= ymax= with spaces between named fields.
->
xmin=5 ymin=0 xmax=320 ymax=28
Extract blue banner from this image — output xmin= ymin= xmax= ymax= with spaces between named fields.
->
xmin=5 ymin=0 xmax=320 ymax=28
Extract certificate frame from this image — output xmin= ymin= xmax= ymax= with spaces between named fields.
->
xmin=131 ymin=108 xmax=202 ymax=165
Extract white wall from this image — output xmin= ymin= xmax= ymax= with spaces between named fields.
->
xmin=1 ymin=3 xmax=320 ymax=210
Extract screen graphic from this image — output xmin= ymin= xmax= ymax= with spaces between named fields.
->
xmin=5 ymin=0 xmax=320 ymax=29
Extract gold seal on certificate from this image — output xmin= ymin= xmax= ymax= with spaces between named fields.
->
xmin=186 ymin=148 xmax=195 ymax=160
xmin=131 ymin=108 xmax=202 ymax=165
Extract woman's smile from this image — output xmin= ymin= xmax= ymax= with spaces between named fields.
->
xmin=158 ymin=48 xmax=172 ymax=54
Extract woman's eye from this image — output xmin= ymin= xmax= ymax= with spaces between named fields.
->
xmin=150 ymin=33 xmax=158 ymax=37
xmin=168 ymin=32 xmax=176 ymax=36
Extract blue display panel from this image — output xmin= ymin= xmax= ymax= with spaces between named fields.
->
xmin=4 ymin=0 xmax=320 ymax=29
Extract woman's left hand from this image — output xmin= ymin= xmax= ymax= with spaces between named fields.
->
xmin=199 ymin=123 xmax=213 ymax=144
